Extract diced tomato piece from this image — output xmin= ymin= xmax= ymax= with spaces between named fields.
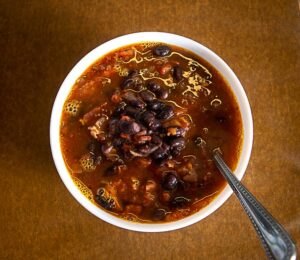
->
xmin=111 ymin=91 xmax=122 ymax=104
xmin=118 ymin=49 xmax=134 ymax=58
xmin=159 ymin=63 xmax=172 ymax=75
xmin=124 ymin=204 xmax=142 ymax=215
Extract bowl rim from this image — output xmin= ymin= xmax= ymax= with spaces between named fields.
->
xmin=50 ymin=32 xmax=253 ymax=232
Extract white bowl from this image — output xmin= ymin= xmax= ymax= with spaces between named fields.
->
xmin=50 ymin=32 xmax=253 ymax=232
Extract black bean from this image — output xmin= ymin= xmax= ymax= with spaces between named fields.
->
xmin=141 ymin=111 xmax=155 ymax=125
xmin=122 ymin=91 xmax=137 ymax=103
xmin=132 ymin=82 xmax=143 ymax=92
xmin=151 ymin=135 xmax=162 ymax=146
xmin=170 ymin=147 xmax=181 ymax=157
xmin=139 ymin=90 xmax=155 ymax=102
xmin=131 ymin=109 xmax=144 ymax=122
xmin=128 ymin=70 xmax=139 ymax=78
xmin=122 ymin=92 xmax=145 ymax=108
xmin=113 ymin=102 xmax=125 ymax=116
xmin=121 ymin=71 xmax=143 ymax=91
xmin=169 ymin=137 xmax=185 ymax=149
xmin=95 ymin=194 xmax=115 ymax=210
xmin=119 ymin=120 xmax=141 ymax=134
xmin=170 ymin=196 xmax=190 ymax=208
xmin=153 ymin=45 xmax=171 ymax=56
xmin=133 ymin=99 xmax=145 ymax=109
xmin=149 ymin=119 xmax=161 ymax=131
xmin=173 ymin=66 xmax=183 ymax=81
xmin=137 ymin=144 xmax=150 ymax=154
xmin=153 ymin=208 xmax=167 ymax=220
xmin=152 ymin=147 xmax=165 ymax=161
xmin=152 ymin=143 xmax=170 ymax=161
xmin=156 ymin=105 xmax=174 ymax=120
xmin=162 ymin=172 xmax=178 ymax=190
xmin=175 ymin=127 xmax=186 ymax=136
xmin=147 ymin=81 xmax=161 ymax=92
xmin=156 ymin=88 xmax=169 ymax=99
xmin=167 ymin=136 xmax=185 ymax=156
xmin=161 ymin=142 xmax=170 ymax=152
xmin=147 ymin=100 xmax=165 ymax=111
xmin=108 ymin=118 xmax=119 ymax=135
xmin=121 ymin=78 xmax=134 ymax=89
xmin=118 ymin=120 xmax=130 ymax=133
xmin=124 ymin=105 xmax=140 ymax=117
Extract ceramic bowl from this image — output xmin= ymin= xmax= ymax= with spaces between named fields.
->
xmin=50 ymin=32 xmax=253 ymax=232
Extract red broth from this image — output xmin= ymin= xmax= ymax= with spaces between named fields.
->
xmin=60 ymin=43 xmax=243 ymax=222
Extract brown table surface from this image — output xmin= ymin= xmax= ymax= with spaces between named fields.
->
xmin=1 ymin=1 xmax=299 ymax=259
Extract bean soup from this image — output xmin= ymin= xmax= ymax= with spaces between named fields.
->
xmin=60 ymin=42 xmax=243 ymax=222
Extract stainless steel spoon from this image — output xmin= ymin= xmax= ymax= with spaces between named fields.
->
xmin=213 ymin=150 xmax=297 ymax=260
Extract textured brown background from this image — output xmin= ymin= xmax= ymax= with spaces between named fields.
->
xmin=0 ymin=0 xmax=299 ymax=259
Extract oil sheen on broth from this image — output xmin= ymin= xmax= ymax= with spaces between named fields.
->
xmin=60 ymin=42 xmax=243 ymax=223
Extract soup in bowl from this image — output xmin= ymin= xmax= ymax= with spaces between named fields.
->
xmin=50 ymin=32 xmax=253 ymax=232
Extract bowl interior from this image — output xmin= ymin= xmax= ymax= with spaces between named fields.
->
xmin=50 ymin=32 xmax=253 ymax=232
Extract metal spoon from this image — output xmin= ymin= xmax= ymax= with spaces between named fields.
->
xmin=213 ymin=150 xmax=297 ymax=260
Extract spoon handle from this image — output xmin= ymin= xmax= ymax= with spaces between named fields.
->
xmin=213 ymin=151 xmax=296 ymax=260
